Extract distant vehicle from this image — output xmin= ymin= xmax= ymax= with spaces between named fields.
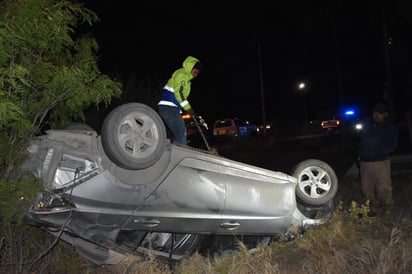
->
xmin=321 ymin=110 xmax=364 ymax=136
xmin=213 ymin=118 xmax=257 ymax=139
xmin=320 ymin=118 xmax=340 ymax=130
xmin=321 ymin=107 xmax=364 ymax=136
xmin=257 ymin=123 xmax=273 ymax=135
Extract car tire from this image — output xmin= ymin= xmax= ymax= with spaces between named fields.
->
xmin=291 ymin=159 xmax=338 ymax=206
xmin=101 ymin=103 xmax=167 ymax=170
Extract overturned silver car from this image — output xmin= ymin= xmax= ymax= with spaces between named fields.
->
xmin=20 ymin=103 xmax=338 ymax=265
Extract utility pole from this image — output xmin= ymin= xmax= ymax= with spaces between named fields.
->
xmin=380 ymin=0 xmax=394 ymax=113
xmin=333 ymin=0 xmax=344 ymax=115
xmin=257 ymin=40 xmax=267 ymax=135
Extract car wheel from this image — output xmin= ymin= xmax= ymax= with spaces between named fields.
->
xmin=297 ymin=200 xmax=334 ymax=221
xmin=101 ymin=103 xmax=167 ymax=170
xmin=291 ymin=159 xmax=338 ymax=206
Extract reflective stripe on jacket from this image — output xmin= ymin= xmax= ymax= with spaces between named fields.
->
xmin=158 ymin=56 xmax=199 ymax=111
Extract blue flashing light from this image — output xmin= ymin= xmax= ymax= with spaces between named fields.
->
xmin=344 ymin=109 xmax=355 ymax=117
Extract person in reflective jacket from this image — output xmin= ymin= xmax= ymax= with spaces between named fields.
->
xmin=158 ymin=56 xmax=202 ymax=145
xmin=358 ymin=101 xmax=398 ymax=216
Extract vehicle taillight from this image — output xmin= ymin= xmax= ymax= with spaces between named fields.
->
xmin=30 ymin=193 xmax=75 ymax=214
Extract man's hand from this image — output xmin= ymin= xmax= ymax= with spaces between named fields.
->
xmin=187 ymin=108 xmax=196 ymax=117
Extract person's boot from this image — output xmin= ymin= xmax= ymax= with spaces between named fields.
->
xmin=367 ymin=199 xmax=382 ymax=217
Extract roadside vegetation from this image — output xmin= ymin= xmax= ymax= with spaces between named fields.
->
xmin=0 ymin=1 xmax=121 ymax=273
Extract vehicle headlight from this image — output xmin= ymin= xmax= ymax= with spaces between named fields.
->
xmin=355 ymin=123 xmax=363 ymax=131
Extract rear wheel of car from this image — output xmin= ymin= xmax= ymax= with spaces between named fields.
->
xmin=101 ymin=103 xmax=167 ymax=170
xmin=291 ymin=159 xmax=338 ymax=206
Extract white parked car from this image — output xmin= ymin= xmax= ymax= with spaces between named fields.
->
xmin=213 ymin=117 xmax=258 ymax=139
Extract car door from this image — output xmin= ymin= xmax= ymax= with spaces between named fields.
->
xmin=121 ymin=154 xmax=227 ymax=234
xmin=220 ymin=166 xmax=298 ymax=235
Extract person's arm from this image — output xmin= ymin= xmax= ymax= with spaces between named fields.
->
xmin=174 ymin=74 xmax=192 ymax=111
xmin=386 ymin=126 xmax=399 ymax=154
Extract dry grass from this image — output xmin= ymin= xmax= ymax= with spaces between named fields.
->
xmin=107 ymin=209 xmax=411 ymax=274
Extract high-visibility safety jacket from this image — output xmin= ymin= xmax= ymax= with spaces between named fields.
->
xmin=158 ymin=56 xmax=200 ymax=112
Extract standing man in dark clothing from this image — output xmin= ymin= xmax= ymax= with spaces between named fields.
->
xmin=358 ymin=101 xmax=398 ymax=215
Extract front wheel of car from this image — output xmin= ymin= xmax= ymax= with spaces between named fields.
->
xmin=101 ymin=103 xmax=167 ymax=170
xmin=291 ymin=159 xmax=338 ymax=206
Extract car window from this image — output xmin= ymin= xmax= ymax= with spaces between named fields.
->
xmin=214 ymin=120 xmax=232 ymax=128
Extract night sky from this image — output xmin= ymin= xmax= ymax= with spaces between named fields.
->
xmin=82 ymin=0 xmax=412 ymax=125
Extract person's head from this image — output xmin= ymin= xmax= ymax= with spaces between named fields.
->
xmin=182 ymin=56 xmax=201 ymax=78
xmin=372 ymin=102 xmax=389 ymax=123
xmin=191 ymin=61 xmax=202 ymax=78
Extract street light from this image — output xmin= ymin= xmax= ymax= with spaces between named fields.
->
xmin=298 ymin=81 xmax=308 ymax=126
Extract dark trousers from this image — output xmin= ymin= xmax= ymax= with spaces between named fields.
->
xmin=359 ymin=159 xmax=394 ymax=207
xmin=158 ymin=105 xmax=187 ymax=145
